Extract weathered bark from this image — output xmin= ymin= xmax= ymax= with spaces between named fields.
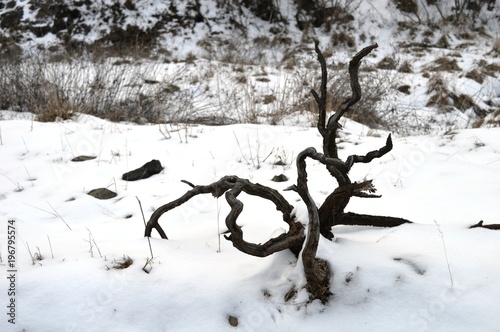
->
xmin=295 ymin=147 xmax=340 ymax=303
xmin=310 ymin=42 xmax=396 ymax=238
xmin=318 ymin=180 xmax=382 ymax=239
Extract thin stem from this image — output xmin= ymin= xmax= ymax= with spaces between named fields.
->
xmin=47 ymin=201 xmax=72 ymax=230
xmin=47 ymin=235 xmax=54 ymax=259
xmin=434 ymin=220 xmax=454 ymax=289
xmin=137 ymin=196 xmax=155 ymax=260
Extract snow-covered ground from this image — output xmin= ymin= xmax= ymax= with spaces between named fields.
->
xmin=1 ymin=0 xmax=499 ymax=330
xmin=1 ymin=112 xmax=499 ymax=331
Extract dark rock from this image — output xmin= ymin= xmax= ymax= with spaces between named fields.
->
xmin=29 ymin=24 xmax=52 ymax=38
xmin=124 ymin=0 xmax=136 ymax=10
xmin=71 ymin=155 xmax=96 ymax=162
xmin=271 ymin=174 xmax=288 ymax=182
xmin=228 ymin=316 xmax=238 ymax=327
xmin=0 ymin=8 xmax=23 ymax=29
xmin=88 ymin=188 xmax=117 ymax=199
xmin=397 ymin=85 xmax=411 ymax=94
xmin=113 ymin=255 xmax=133 ymax=269
xmin=122 ymin=159 xmax=163 ymax=181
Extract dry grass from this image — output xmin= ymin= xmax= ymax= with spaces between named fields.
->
xmin=426 ymin=74 xmax=452 ymax=110
xmin=0 ymin=52 xmax=203 ymax=124
xmin=465 ymin=69 xmax=483 ymax=84
xmin=426 ymin=73 xmax=485 ymax=116
xmin=34 ymin=94 xmax=76 ymax=122
xmin=398 ymin=60 xmax=413 ymax=73
xmin=490 ymin=38 xmax=500 ymax=55
xmin=428 ymin=57 xmax=461 ymax=72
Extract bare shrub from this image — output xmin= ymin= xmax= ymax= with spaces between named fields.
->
xmin=489 ymin=38 xmax=500 ymax=55
xmin=398 ymin=60 xmax=413 ymax=73
xmin=0 ymin=51 xmax=203 ymax=124
xmin=377 ymin=56 xmax=398 ymax=70
xmin=426 ymin=73 xmax=485 ymax=116
xmin=306 ymin=65 xmax=397 ymax=129
xmin=34 ymin=94 xmax=76 ymax=122
xmin=392 ymin=0 xmax=421 ymax=23
xmin=426 ymin=74 xmax=453 ymax=110
xmin=465 ymin=69 xmax=483 ymax=84
xmin=427 ymin=57 xmax=461 ymax=71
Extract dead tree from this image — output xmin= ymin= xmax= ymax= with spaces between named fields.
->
xmin=144 ymin=42 xmax=411 ymax=303
xmin=308 ymin=41 xmax=411 ymax=240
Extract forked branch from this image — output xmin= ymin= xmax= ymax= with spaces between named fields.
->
xmin=314 ymin=43 xmax=379 ymax=160
xmin=328 ymin=43 xmax=379 ymax=128
xmin=310 ymin=42 xmax=381 ymax=187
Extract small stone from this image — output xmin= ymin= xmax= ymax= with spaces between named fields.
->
xmin=122 ymin=159 xmax=163 ymax=181
xmin=88 ymin=188 xmax=117 ymax=200
xmin=228 ymin=315 xmax=238 ymax=327
xmin=72 ymin=155 xmax=96 ymax=162
xmin=271 ymin=174 xmax=288 ymax=182
xmin=397 ymin=85 xmax=411 ymax=95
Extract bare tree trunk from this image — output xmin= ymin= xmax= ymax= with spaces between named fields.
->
xmin=310 ymin=41 xmax=399 ymax=239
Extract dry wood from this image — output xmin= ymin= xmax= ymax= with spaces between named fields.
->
xmin=143 ymin=42 xmax=417 ymax=303
xmin=144 ymin=175 xmax=305 ymax=257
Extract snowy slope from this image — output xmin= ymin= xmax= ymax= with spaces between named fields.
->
xmin=1 ymin=1 xmax=499 ymax=132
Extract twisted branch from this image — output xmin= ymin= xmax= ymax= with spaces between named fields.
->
xmin=144 ymin=175 xmax=305 ymax=257
xmin=345 ymin=134 xmax=393 ymax=172
xmin=142 ymin=42 xmax=417 ymax=304
xmin=311 ymin=40 xmax=328 ymax=139
xmin=224 ymin=182 xmax=305 ymax=257
xmin=324 ymin=43 xmax=378 ymax=160
xmin=296 ymin=147 xmax=342 ymax=302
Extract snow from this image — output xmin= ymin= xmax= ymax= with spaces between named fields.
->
xmin=1 ymin=112 xmax=499 ymax=331
xmin=1 ymin=0 xmax=500 ymax=330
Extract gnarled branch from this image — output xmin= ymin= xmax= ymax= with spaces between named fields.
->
xmin=309 ymin=42 xmax=400 ymax=239
xmin=296 ymin=147 xmax=338 ymax=302
xmin=339 ymin=212 xmax=412 ymax=228
xmin=144 ymin=175 xmax=305 ymax=257
xmin=144 ymin=175 xmax=240 ymax=239
xmin=143 ymin=42 xmax=418 ymax=304
xmin=324 ymin=43 xmax=379 ymax=161
xmin=223 ymin=180 xmax=305 ymax=257
xmin=345 ymin=134 xmax=393 ymax=172
xmin=311 ymin=40 xmax=328 ymax=139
